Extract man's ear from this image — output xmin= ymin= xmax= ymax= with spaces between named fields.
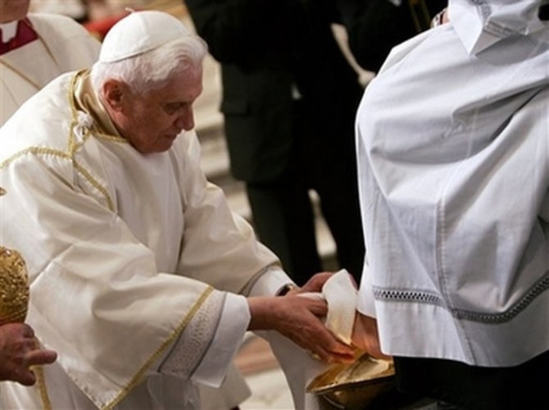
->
xmin=102 ymin=79 xmax=128 ymax=112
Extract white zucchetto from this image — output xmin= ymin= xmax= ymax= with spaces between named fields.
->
xmin=99 ymin=10 xmax=191 ymax=63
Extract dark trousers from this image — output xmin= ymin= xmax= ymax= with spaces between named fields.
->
xmin=246 ymin=101 xmax=365 ymax=285
xmin=394 ymin=350 xmax=549 ymax=410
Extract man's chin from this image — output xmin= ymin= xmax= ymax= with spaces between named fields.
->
xmin=155 ymin=136 xmax=177 ymax=152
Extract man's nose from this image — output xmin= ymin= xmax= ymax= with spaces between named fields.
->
xmin=175 ymin=108 xmax=194 ymax=131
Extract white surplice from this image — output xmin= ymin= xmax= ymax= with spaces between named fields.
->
xmin=356 ymin=0 xmax=549 ymax=367
xmin=0 ymin=69 xmax=282 ymax=409
xmin=0 ymin=13 xmax=100 ymax=125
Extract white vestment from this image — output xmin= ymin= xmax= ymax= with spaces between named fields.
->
xmin=0 ymin=69 xmax=283 ymax=409
xmin=356 ymin=0 xmax=549 ymax=367
xmin=0 ymin=13 xmax=100 ymax=125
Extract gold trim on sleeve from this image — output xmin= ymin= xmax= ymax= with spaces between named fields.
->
xmin=104 ymin=286 xmax=214 ymax=410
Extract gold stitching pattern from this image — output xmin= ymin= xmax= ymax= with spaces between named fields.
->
xmin=35 ymin=364 xmax=52 ymax=410
xmin=94 ymin=132 xmax=128 ymax=144
xmin=67 ymin=72 xmax=81 ymax=154
xmin=72 ymin=130 xmax=92 ymax=153
xmin=1 ymin=73 xmax=115 ymax=212
xmin=72 ymin=160 xmax=114 ymax=211
xmin=0 ymin=147 xmax=70 ymax=169
xmin=104 ymin=286 xmax=214 ymax=410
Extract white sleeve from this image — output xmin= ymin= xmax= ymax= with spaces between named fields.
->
xmin=247 ymin=266 xmax=294 ymax=297
xmin=160 ymin=292 xmax=250 ymax=388
xmin=187 ymin=266 xmax=291 ymax=387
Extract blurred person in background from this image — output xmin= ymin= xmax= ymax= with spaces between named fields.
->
xmin=335 ymin=0 xmax=446 ymax=72
xmin=0 ymin=0 xmax=100 ymax=125
xmin=185 ymin=0 xmax=366 ymax=286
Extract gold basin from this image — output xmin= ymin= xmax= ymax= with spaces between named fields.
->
xmin=308 ymin=354 xmax=395 ymax=409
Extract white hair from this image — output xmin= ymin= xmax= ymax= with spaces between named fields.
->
xmin=90 ymin=36 xmax=208 ymax=95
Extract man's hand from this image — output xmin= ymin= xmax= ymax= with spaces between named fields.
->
xmin=248 ymin=296 xmax=355 ymax=363
xmin=289 ymin=271 xmax=357 ymax=295
xmin=280 ymin=272 xmax=334 ymax=297
xmin=0 ymin=323 xmax=57 ymax=385
xmin=352 ymin=313 xmax=390 ymax=360
xmin=298 ymin=271 xmax=333 ymax=293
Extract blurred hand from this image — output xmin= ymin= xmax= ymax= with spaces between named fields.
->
xmin=293 ymin=271 xmax=334 ymax=295
xmin=0 ymin=323 xmax=57 ymax=385
xmin=290 ymin=270 xmax=357 ymax=295
xmin=248 ymin=296 xmax=355 ymax=363
xmin=352 ymin=313 xmax=390 ymax=360
xmin=442 ymin=8 xmax=449 ymax=24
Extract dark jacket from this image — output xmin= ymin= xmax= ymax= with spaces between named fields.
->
xmin=335 ymin=0 xmax=447 ymax=72
xmin=185 ymin=0 xmax=364 ymax=183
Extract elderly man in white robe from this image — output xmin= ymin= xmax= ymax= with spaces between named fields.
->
xmin=0 ymin=0 xmax=100 ymax=125
xmin=352 ymin=0 xmax=549 ymax=409
xmin=0 ymin=10 xmax=355 ymax=410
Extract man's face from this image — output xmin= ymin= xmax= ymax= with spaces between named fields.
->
xmin=0 ymin=0 xmax=30 ymax=23
xmin=115 ymin=67 xmax=203 ymax=154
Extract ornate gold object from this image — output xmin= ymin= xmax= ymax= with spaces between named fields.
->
xmin=307 ymin=354 xmax=395 ymax=409
xmin=0 ymin=247 xmax=30 ymax=325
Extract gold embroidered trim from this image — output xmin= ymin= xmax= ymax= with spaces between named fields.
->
xmin=0 ymin=147 xmax=70 ymax=169
xmin=67 ymin=72 xmax=80 ymax=154
xmin=0 ymin=146 xmax=114 ymax=211
xmin=72 ymin=131 xmax=92 ymax=153
xmin=35 ymin=365 xmax=52 ymax=410
xmin=103 ymin=286 xmax=214 ymax=410
xmin=0 ymin=72 xmax=116 ymax=214
xmin=31 ymin=335 xmax=52 ymax=410
xmin=67 ymin=72 xmax=115 ymax=210
xmin=73 ymin=160 xmax=114 ymax=211
xmin=94 ymin=132 xmax=128 ymax=144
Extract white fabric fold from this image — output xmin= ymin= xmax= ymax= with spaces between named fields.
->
xmin=322 ymin=269 xmax=357 ymax=345
xmin=450 ymin=0 xmax=549 ymax=55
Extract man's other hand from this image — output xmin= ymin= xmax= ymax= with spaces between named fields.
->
xmin=352 ymin=313 xmax=390 ymax=360
xmin=297 ymin=271 xmax=334 ymax=294
xmin=0 ymin=323 xmax=57 ymax=385
xmin=248 ymin=296 xmax=355 ymax=363
xmin=295 ymin=270 xmax=357 ymax=295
